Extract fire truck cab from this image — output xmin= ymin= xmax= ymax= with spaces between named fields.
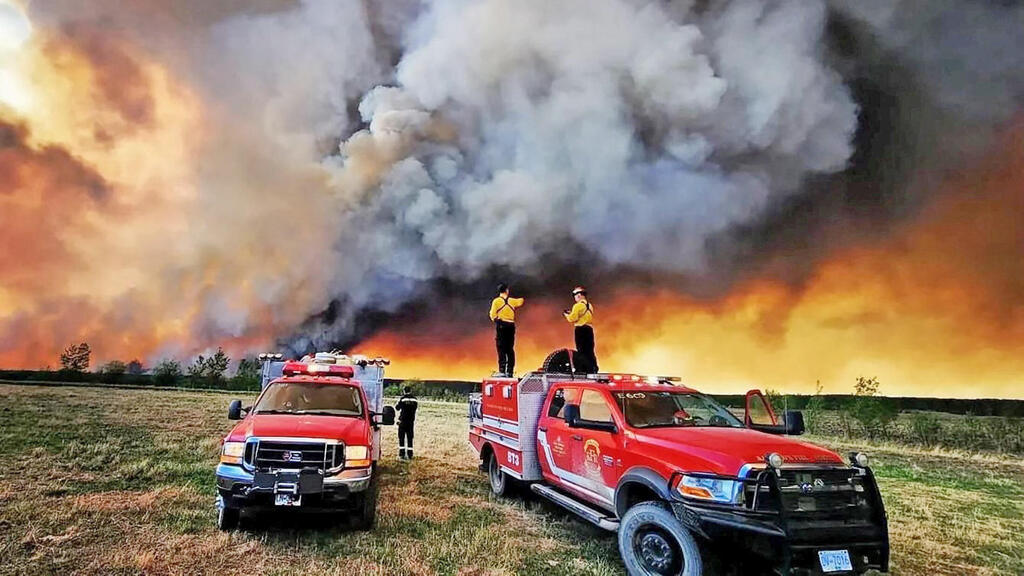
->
xmin=469 ymin=361 xmax=889 ymax=575
xmin=215 ymin=352 xmax=395 ymax=531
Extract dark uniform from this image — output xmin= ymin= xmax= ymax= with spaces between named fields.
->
xmin=396 ymin=391 xmax=418 ymax=459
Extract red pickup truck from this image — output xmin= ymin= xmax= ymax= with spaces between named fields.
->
xmin=468 ymin=357 xmax=889 ymax=575
xmin=216 ymin=354 xmax=395 ymax=530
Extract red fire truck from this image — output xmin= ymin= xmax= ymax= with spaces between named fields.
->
xmin=468 ymin=353 xmax=889 ymax=575
xmin=215 ymin=352 xmax=395 ymax=530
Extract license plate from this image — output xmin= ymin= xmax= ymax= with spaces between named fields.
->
xmin=274 ymin=494 xmax=301 ymax=506
xmin=818 ymin=550 xmax=853 ymax=573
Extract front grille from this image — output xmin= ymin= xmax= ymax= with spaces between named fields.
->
xmin=738 ymin=466 xmax=886 ymax=548
xmin=244 ymin=440 xmax=343 ymax=471
xmin=743 ymin=467 xmax=871 ymax=517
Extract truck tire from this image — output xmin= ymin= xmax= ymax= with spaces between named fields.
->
xmin=618 ymin=502 xmax=702 ymax=576
xmin=217 ymin=504 xmax=240 ymax=531
xmin=488 ymin=451 xmax=515 ymax=497
xmin=353 ymin=473 xmax=379 ymax=531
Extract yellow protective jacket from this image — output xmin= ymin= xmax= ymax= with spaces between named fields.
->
xmin=489 ymin=296 xmax=524 ymax=323
xmin=564 ymin=299 xmax=594 ymax=327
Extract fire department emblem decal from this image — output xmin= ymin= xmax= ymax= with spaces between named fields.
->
xmin=583 ymin=439 xmax=602 ymax=475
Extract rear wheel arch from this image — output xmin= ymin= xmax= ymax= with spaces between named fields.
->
xmin=615 ymin=467 xmax=673 ymax=518
xmin=479 ymin=442 xmax=495 ymax=465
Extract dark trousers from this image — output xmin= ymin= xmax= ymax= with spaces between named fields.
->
xmin=574 ymin=325 xmax=598 ymax=373
xmin=398 ymin=422 xmax=414 ymax=459
xmin=495 ymin=320 xmax=516 ymax=376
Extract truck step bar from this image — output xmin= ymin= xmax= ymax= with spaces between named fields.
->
xmin=530 ymin=484 xmax=619 ymax=532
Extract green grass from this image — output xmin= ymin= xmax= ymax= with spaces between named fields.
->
xmin=1 ymin=384 xmax=1022 ymax=575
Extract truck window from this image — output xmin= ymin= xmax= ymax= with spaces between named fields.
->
xmin=614 ymin=391 xmax=742 ymax=428
xmin=547 ymin=387 xmax=579 ymax=419
xmin=255 ymin=381 xmax=363 ymax=417
xmin=579 ymin=390 xmax=613 ymax=423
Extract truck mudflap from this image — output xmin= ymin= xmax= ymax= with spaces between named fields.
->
xmin=668 ymin=466 xmax=890 ymax=575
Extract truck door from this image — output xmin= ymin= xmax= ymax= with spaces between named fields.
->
xmin=744 ymin=389 xmax=778 ymax=427
xmin=567 ymin=389 xmax=620 ymax=509
xmin=538 ymin=386 xmax=578 ymax=484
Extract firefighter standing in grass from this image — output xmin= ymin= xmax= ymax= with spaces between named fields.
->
xmin=489 ymin=283 xmax=524 ymax=377
xmin=396 ymin=387 xmax=418 ymax=460
xmin=564 ymin=286 xmax=598 ymax=373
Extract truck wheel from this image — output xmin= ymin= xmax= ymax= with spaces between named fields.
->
xmin=353 ymin=473 xmax=379 ymax=531
xmin=541 ymin=348 xmax=574 ymax=374
xmin=217 ymin=505 xmax=240 ymax=531
xmin=488 ymin=451 xmax=514 ymax=497
xmin=618 ymin=502 xmax=702 ymax=576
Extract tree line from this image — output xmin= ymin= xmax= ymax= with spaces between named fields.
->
xmin=51 ymin=341 xmax=263 ymax=391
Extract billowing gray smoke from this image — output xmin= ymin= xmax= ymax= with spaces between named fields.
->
xmin=22 ymin=0 xmax=1024 ymax=359
xmin=288 ymin=0 xmax=865 ymax=350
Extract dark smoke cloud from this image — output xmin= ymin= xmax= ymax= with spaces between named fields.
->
xmin=707 ymin=0 xmax=1024 ymax=288
xmin=289 ymin=0 xmax=1024 ymax=353
xmin=6 ymin=0 xmax=1023 ymax=364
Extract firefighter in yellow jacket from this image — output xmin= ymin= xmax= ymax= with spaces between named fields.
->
xmin=489 ymin=283 xmax=524 ymax=377
xmin=564 ymin=286 xmax=598 ymax=372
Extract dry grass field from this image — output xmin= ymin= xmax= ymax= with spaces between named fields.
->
xmin=1 ymin=384 xmax=1021 ymax=575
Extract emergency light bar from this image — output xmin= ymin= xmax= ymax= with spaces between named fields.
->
xmin=298 ymin=352 xmax=391 ymax=367
xmin=281 ymin=361 xmax=355 ymax=378
xmin=586 ymin=373 xmax=682 ymax=385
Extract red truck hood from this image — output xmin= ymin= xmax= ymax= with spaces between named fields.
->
xmin=633 ymin=426 xmax=844 ymax=475
xmin=228 ymin=414 xmax=369 ymax=443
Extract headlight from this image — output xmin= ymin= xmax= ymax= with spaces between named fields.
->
xmin=677 ymin=475 xmax=741 ymax=504
xmin=345 ymin=445 xmax=371 ymax=468
xmin=220 ymin=441 xmax=245 ymax=464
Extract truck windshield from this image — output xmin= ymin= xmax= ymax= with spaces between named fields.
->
xmin=254 ymin=381 xmax=363 ymax=417
xmin=613 ymin=391 xmax=742 ymax=429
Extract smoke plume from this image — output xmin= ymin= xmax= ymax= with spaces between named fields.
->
xmin=0 ymin=0 xmax=1021 ymax=396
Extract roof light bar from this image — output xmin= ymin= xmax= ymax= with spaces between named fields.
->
xmin=281 ymin=361 xmax=355 ymax=378
xmin=586 ymin=373 xmax=682 ymax=385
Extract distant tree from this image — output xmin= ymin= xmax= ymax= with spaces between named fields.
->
xmin=207 ymin=348 xmax=230 ymax=381
xmin=187 ymin=348 xmax=231 ymax=385
xmin=803 ymin=380 xmax=828 ymax=434
xmin=848 ymin=376 xmax=899 ymax=439
xmin=126 ymin=359 xmax=144 ymax=375
xmin=853 ymin=376 xmax=880 ymax=397
xmin=154 ymin=359 xmax=183 ymax=386
xmin=763 ymin=388 xmax=790 ymax=416
xmin=59 ymin=342 xmax=91 ymax=372
xmin=101 ymin=360 xmax=127 ymax=377
xmin=232 ymin=356 xmax=261 ymax=390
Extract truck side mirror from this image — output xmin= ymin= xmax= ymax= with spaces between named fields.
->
xmin=783 ymin=410 xmax=805 ymax=435
xmin=227 ymin=399 xmax=242 ymax=420
xmin=375 ymin=406 xmax=396 ymax=426
xmin=563 ymin=404 xmax=581 ymax=427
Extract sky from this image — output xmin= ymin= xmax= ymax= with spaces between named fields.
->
xmin=0 ymin=0 xmax=1021 ymax=398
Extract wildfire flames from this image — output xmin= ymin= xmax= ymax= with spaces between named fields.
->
xmin=0 ymin=1 xmax=1021 ymax=399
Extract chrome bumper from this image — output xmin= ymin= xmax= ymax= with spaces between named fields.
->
xmin=215 ymin=463 xmax=373 ymax=492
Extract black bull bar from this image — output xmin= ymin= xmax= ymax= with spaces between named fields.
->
xmin=667 ymin=466 xmax=890 ymax=574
